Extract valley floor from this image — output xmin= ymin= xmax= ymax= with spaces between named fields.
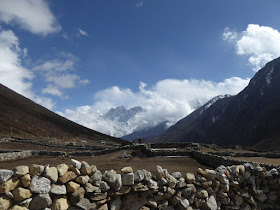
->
xmin=0 ymin=150 xmax=208 ymax=174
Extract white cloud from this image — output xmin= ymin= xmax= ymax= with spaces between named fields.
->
xmin=223 ymin=24 xmax=280 ymax=71
xmin=34 ymin=55 xmax=90 ymax=97
xmin=0 ymin=0 xmax=61 ymax=35
xmin=78 ymin=28 xmax=88 ymax=36
xmin=59 ymin=77 xmax=250 ymax=137
xmin=0 ymin=28 xmax=55 ymax=109
xmin=42 ymin=85 xmax=64 ymax=98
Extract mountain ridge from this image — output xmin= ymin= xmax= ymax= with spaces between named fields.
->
xmin=0 ymin=83 xmax=128 ymax=145
xmin=154 ymin=57 xmax=280 ymax=148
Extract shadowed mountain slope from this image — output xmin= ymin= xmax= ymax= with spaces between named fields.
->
xmin=0 ymin=84 xmax=128 ymax=145
xmin=154 ymin=57 xmax=280 ymax=148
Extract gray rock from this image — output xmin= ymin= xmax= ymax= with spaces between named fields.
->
xmin=30 ymin=175 xmax=51 ymax=193
xmin=100 ymin=181 xmax=110 ymax=192
xmin=0 ymin=169 xmax=14 ymax=184
xmin=134 ymin=170 xmax=144 ymax=182
xmin=51 ymin=184 xmax=67 ymax=195
xmin=171 ymin=172 xmax=182 ymax=179
xmin=90 ymin=170 xmax=102 ymax=186
xmin=122 ymin=172 xmax=134 ymax=186
xmin=29 ymin=194 xmax=52 ymax=210
xmin=142 ymin=169 xmax=152 ymax=181
xmin=70 ymin=159 xmax=82 ymax=170
xmin=110 ymin=198 xmax=121 ymax=210
xmin=75 ymin=198 xmax=91 ymax=210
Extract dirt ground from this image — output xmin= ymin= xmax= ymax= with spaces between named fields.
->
xmin=0 ymin=150 xmax=209 ymax=174
xmin=0 ymin=142 xmax=71 ymax=151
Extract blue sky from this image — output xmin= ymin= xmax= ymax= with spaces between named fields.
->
xmin=1 ymin=0 xmax=280 ymax=136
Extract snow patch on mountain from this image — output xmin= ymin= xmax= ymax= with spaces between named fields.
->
xmin=266 ymin=64 xmax=274 ymax=86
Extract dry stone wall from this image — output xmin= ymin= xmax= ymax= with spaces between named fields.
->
xmin=1 ymin=159 xmax=280 ymax=209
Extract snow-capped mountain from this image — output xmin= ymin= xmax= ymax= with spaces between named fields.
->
xmin=105 ymin=106 xmax=144 ymax=122
xmin=154 ymin=57 xmax=280 ymax=150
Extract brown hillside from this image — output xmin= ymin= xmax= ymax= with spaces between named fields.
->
xmin=0 ymin=83 xmax=128 ymax=145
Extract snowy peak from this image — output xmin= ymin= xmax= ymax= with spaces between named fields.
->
xmin=200 ymin=94 xmax=232 ymax=115
xmin=104 ymin=106 xmax=144 ymax=122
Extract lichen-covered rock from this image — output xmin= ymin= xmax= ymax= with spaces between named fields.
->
xmin=166 ymin=174 xmax=177 ymax=188
xmin=156 ymin=165 xmax=165 ymax=179
xmin=21 ymin=174 xmax=31 ymax=188
xmin=0 ymin=170 xmax=14 ymax=184
xmin=70 ymin=187 xmax=85 ymax=205
xmin=0 ymin=177 xmax=20 ymax=193
xmin=100 ymin=181 xmax=110 ymax=192
xmin=186 ymin=173 xmax=195 ymax=184
xmin=75 ymin=198 xmax=92 ymax=210
xmin=45 ymin=166 xmax=58 ymax=183
xmin=66 ymin=181 xmax=80 ymax=193
xmin=75 ymin=175 xmax=89 ymax=185
xmin=80 ymin=162 xmax=91 ymax=176
xmin=51 ymin=184 xmax=67 ymax=195
xmin=59 ymin=171 xmax=77 ymax=184
xmin=13 ymin=166 xmax=29 ymax=177
xmin=122 ymin=173 xmax=134 ymax=186
xmin=134 ymin=170 xmax=144 ymax=182
xmin=51 ymin=195 xmax=70 ymax=210
xmin=30 ymin=164 xmax=45 ymax=176
xmin=90 ymin=170 xmax=102 ymax=186
xmin=30 ymin=175 xmax=51 ymax=193
xmin=0 ymin=195 xmax=12 ymax=210
xmin=10 ymin=205 xmax=29 ymax=210
xmin=12 ymin=187 xmax=32 ymax=202
xmin=57 ymin=164 xmax=69 ymax=177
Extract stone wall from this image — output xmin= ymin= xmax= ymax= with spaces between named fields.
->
xmin=0 ymin=151 xmax=33 ymax=162
xmin=1 ymin=159 xmax=280 ymax=209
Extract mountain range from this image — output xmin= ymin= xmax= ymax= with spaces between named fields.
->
xmin=0 ymin=83 xmax=127 ymax=145
xmin=154 ymin=57 xmax=280 ymax=149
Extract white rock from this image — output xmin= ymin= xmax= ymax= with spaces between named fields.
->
xmin=207 ymin=195 xmax=217 ymax=210
xmin=30 ymin=175 xmax=51 ymax=193
xmin=70 ymin=159 xmax=82 ymax=170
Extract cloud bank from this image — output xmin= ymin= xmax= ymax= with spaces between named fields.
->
xmin=223 ymin=24 xmax=280 ymax=71
xmin=0 ymin=0 xmax=61 ymax=35
xmin=58 ymin=77 xmax=250 ymax=137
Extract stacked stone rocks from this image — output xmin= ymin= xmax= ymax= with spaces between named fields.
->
xmin=0 ymin=160 xmax=280 ymax=209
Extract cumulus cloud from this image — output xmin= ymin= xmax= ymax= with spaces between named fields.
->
xmin=223 ymin=24 xmax=280 ymax=71
xmin=59 ymin=77 xmax=250 ymax=137
xmin=0 ymin=28 xmax=55 ymax=109
xmin=34 ymin=54 xmax=90 ymax=98
xmin=0 ymin=0 xmax=61 ymax=35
